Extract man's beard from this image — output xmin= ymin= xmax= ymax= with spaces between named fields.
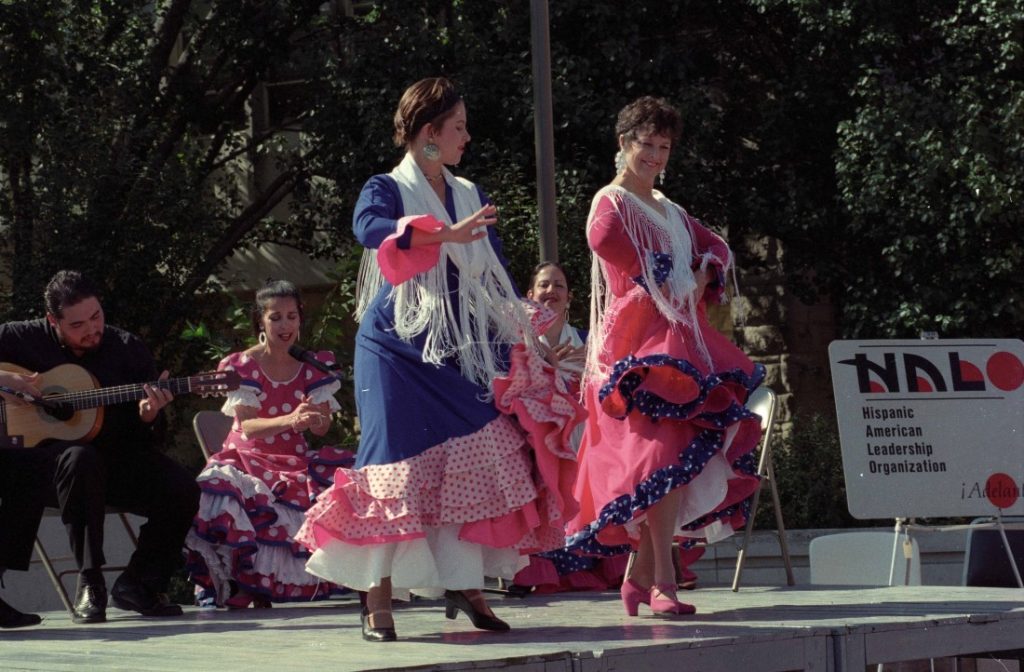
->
xmin=65 ymin=333 xmax=103 ymax=353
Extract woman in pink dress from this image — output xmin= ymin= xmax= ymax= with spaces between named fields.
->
xmin=565 ymin=97 xmax=765 ymax=616
xmin=512 ymin=262 xmax=631 ymax=595
xmin=186 ymin=280 xmax=353 ymax=608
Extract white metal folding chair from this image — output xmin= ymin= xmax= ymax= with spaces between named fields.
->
xmin=624 ymin=386 xmax=794 ymax=591
xmin=731 ymin=386 xmax=794 ymax=590
xmin=809 ymin=531 xmax=921 ymax=586
xmin=32 ymin=508 xmax=139 ymax=615
xmin=810 ymin=530 xmax=924 ymax=672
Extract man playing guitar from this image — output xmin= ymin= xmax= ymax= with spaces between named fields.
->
xmin=0 ymin=270 xmax=200 ymax=624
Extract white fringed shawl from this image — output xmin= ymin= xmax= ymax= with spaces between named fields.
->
xmin=584 ymin=185 xmax=732 ymax=387
xmin=354 ymin=153 xmax=530 ymax=392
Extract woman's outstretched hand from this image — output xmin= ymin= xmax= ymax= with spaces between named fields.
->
xmin=445 ymin=204 xmax=497 ymax=245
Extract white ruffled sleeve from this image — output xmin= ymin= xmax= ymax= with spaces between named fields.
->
xmin=220 ymin=386 xmax=261 ymax=416
xmin=307 ymin=379 xmax=342 ymax=413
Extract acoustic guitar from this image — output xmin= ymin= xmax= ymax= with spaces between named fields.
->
xmin=0 ymin=362 xmax=240 ymax=447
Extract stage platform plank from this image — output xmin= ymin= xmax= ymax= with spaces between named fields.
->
xmin=1 ymin=585 xmax=1022 ymax=672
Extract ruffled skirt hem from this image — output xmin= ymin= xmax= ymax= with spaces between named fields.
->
xmin=304 ymin=524 xmax=528 ymax=594
xmin=186 ymin=464 xmax=346 ymax=604
xmin=297 ymin=345 xmax=583 ymax=556
xmin=567 ymin=357 xmax=766 ymax=556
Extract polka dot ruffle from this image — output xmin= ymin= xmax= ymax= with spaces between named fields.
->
xmin=567 ymin=357 xmax=766 ymax=557
xmin=298 ymin=344 xmax=585 ymax=556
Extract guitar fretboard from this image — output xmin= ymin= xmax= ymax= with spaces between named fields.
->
xmin=50 ymin=378 xmax=197 ymax=410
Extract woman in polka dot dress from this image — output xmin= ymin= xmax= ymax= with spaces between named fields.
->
xmin=186 ymin=280 xmax=353 ymax=608
xmin=295 ymin=78 xmax=583 ymax=641
xmin=564 ymin=97 xmax=765 ymax=617
xmin=511 ymin=261 xmax=633 ymax=594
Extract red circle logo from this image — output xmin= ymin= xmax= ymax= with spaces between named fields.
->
xmin=987 ymin=352 xmax=1024 ymax=391
xmin=986 ymin=472 xmax=1020 ymax=509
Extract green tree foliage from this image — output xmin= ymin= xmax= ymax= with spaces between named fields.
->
xmin=2 ymin=0 xmax=1021 ymax=358
xmin=828 ymin=0 xmax=1024 ymax=337
xmin=0 ymin=0 xmax=329 ymax=355
xmin=281 ymin=0 xmax=853 ymax=327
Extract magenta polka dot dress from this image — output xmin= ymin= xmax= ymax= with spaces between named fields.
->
xmin=186 ymin=350 xmax=354 ymax=605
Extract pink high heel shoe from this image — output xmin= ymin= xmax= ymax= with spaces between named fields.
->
xmin=620 ymin=578 xmax=651 ymax=617
xmin=649 ymin=584 xmax=696 ymax=616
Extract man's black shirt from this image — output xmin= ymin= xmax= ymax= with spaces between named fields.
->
xmin=0 ymin=318 xmax=161 ymax=451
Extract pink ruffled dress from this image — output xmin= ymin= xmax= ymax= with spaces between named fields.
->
xmin=565 ymin=186 xmax=765 ymax=557
xmin=186 ymin=350 xmax=354 ymax=605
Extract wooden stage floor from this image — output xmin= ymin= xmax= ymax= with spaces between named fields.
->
xmin=1 ymin=585 xmax=1022 ymax=671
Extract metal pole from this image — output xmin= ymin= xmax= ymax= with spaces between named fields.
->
xmin=530 ymin=0 xmax=558 ymax=263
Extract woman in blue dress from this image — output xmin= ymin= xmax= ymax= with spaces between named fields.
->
xmin=297 ymin=77 xmax=583 ymax=642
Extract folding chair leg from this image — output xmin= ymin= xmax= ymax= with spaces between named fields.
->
xmin=33 ymin=538 xmax=74 ymax=616
xmin=731 ymin=477 xmax=765 ymax=591
xmin=733 ymin=431 xmax=795 ymax=591
xmin=764 ymin=451 xmax=795 ymax=586
xmin=118 ymin=512 xmax=139 ymax=547
xmin=732 ymin=428 xmax=773 ymax=592
xmin=32 ymin=510 xmax=139 ymax=617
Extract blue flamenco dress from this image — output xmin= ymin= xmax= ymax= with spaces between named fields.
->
xmin=297 ymin=159 xmax=582 ymax=594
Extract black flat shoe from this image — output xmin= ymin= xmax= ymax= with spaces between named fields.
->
xmin=0 ymin=597 xmax=41 ymax=629
xmin=360 ymin=607 xmax=397 ymax=642
xmin=72 ymin=581 xmax=107 ymax=625
xmin=443 ymin=590 xmax=510 ymax=632
xmin=111 ymin=572 xmax=182 ymax=617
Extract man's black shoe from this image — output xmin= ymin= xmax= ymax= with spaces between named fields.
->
xmin=0 ymin=596 xmax=41 ymax=628
xmin=71 ymin=581 xmax=107 ymax=624
xmin=111 ymin=573 xmax=182 ymax=617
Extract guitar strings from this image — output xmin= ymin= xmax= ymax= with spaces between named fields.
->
xmin=43 ymin=377 xmax=201 ymax=408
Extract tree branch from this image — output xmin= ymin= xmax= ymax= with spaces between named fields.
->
xmin=148 ymin=0 xmax=195 ymax=95
xmin=179 ymin=167 xmax=298 ymax=298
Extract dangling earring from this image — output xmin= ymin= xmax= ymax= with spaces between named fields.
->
xmin=659 ymin=169 xmax=666 ymax=185
xmin=423 ymin=142 xmax=441 ymax=162
xmin=258 ymin=331 xmax=267 ymax=346
xmin=614 ymin=150 xmax=625 ymax=174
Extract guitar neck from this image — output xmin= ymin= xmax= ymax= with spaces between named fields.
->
xmin=52 ymin=377 xmax=197 ymax=411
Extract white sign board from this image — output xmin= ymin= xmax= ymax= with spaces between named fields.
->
xmin=828 ymin=339 xmax=1024 ymax=519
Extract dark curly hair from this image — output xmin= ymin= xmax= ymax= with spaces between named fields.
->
xmin=615 ymin=96 xmax=682 ymax=142
xmin=44 ymin=270 xmax=102 ymax=318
